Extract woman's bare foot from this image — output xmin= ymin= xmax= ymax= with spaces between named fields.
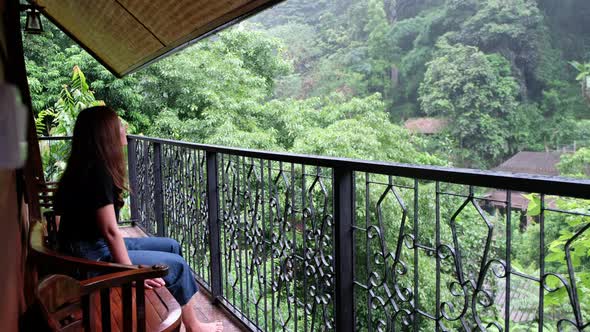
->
xmin=186 ymin=320 xmax=223 ymax=332
xmin=181 ymin=294 xmax=223 ymax=331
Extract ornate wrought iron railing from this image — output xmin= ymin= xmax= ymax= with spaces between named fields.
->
xmin=49 ymin=134 xmax=590 ymax=332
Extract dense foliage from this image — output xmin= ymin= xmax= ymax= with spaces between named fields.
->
xmin=419 ymin=42 xmax=520 ymax=167
xmin=249 ymin=0 xmax=590 ymax=168
xmin=24 ymin=0 xmax=590 ymax=169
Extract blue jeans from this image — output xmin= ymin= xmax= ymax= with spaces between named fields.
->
xmin=66 ymin=237 xmax=198 ymax=306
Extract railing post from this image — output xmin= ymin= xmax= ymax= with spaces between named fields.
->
xmin=334 ymin=167 xmax=355 ymax=332
xmin=206 ymin=151 xmax=223 ymax=300
xmin=153 ymin=142 xmax=166 ymax=237
xmin=127 ymin=137 xmax=139 ymax=226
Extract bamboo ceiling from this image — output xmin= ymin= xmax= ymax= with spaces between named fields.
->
xmin=31 ymin=0 xmax=283 ymax=77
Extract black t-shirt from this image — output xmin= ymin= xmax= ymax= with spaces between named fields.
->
xmin=55 ymin=162 xmax=121 ymax=244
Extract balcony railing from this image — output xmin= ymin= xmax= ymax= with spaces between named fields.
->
xmin=40 ymin=135 xmax=590 ymax=331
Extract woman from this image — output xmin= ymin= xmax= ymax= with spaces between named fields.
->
xmin=55 ymin=106 xmax=222 ymax=332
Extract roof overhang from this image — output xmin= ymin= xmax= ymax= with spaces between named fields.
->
xmin=29 ymin=0 xmax=284 ymax=78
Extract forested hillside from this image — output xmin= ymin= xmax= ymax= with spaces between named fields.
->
xmin=24 ymin=0 xmax=590 ymax=171
xmin=250 ymin=0 xmax=590 ymax=168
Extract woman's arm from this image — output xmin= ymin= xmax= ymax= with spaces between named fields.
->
xmin=96 ymin=204 xmax=132 ymax=265
xmin=96 ymin=204 xmax=165 ymax=289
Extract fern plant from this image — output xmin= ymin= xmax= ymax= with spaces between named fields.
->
xmin=35 ymin=108 xmax=58 ymax=136
xmin=38 ymin=66 xmax=105 ymax=181
xmin=45 ymin=65 xmax=105 ymax=136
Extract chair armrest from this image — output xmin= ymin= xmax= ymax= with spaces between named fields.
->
xmin=32 ymin=248 xmax=141 ymax=274
xmin=30 ymin=220 xmax=140 ymax=275
xmin=80 ymin=264 xmax=169 ymax=294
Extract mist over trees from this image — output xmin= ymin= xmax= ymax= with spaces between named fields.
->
xmin=248 ymin=0 xmax=590 ymax=168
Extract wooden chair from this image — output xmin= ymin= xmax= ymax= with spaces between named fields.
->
xmin=30 ymin=216 xmax=182 ymax=331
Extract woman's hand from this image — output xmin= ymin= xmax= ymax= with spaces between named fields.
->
xmin=144 ymin=277 xmax=166 ymax=289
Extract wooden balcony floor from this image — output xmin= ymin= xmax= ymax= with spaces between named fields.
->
xmin=119 ymin=226 xmax=246 ymax=332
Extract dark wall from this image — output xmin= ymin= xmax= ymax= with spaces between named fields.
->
xmin=0 ymin=0 xmax=23 ymax=330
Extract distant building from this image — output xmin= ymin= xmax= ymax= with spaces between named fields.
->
xmin=404 ymin=117 xmax=448 ymax=135
xmin=483 ymin=190 xmax=531 ymax=211
xmin=492 ymin=151 xmax=562 ymax=176
xmin=484 ymin=151 xmax=562 ymax=229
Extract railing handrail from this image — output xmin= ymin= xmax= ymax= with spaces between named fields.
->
xmin=125 ymin=134 xmax=590 ymax=199
xmin=39 ymin=135 xmax=590 ymax=199
xmin=38 ymin=135 xmax=73 ymax=141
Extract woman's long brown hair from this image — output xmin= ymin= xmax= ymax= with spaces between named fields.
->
xmin=59 ymin=106 xmax=128 ymax=194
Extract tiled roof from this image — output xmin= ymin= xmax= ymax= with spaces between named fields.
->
xmin=484 ymin=191 xmax=530 ymax=210
xmin=404 ymin=117 xmax=448 ymax=134
xmin=492 ymin=151 xmax=562 ymax=176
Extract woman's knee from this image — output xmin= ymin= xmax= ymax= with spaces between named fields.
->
xmin=166 ymin=238 xmax=181 ymax=255
xmin=132 ymin=237 xmax=181 ymax=255
xmin=162 ymin=254 xmax=191 ymax=282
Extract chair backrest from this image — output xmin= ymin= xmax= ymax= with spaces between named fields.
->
xmin=43 ymin=210 xmax=58 ymax=249
xmin=38 ymin=182 xmax=59 ymax=254
xmin=38 ymin=180 xmax=58 ymax=210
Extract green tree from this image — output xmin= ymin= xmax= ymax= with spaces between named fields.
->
xmin=217 ymin=29 xmax=291 ymax=92
xmin=571 ymin=61 xmax=590 ymax=106
xmin=447 ymin=0 xmax=543 ymax=97
xmin=557 ymin=148 xmax=590 ymax=178
xmin=419 ymin=41 xmax=519 ymax=167
xmin=288 ymin=93 xmax=445 ymax=165
xmin=144 ymin=29 xmax=291 ymax=150
xmin=364 ymin=0 xmax=394 ymax=99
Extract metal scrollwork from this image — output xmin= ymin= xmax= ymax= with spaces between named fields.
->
xmin=134 ymin=140 xmax=157 ymax=234
xmin=127 ymin=137 xmax=590 ymax=332
xmin=365 ymin=180 xmax=414 ymax=331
